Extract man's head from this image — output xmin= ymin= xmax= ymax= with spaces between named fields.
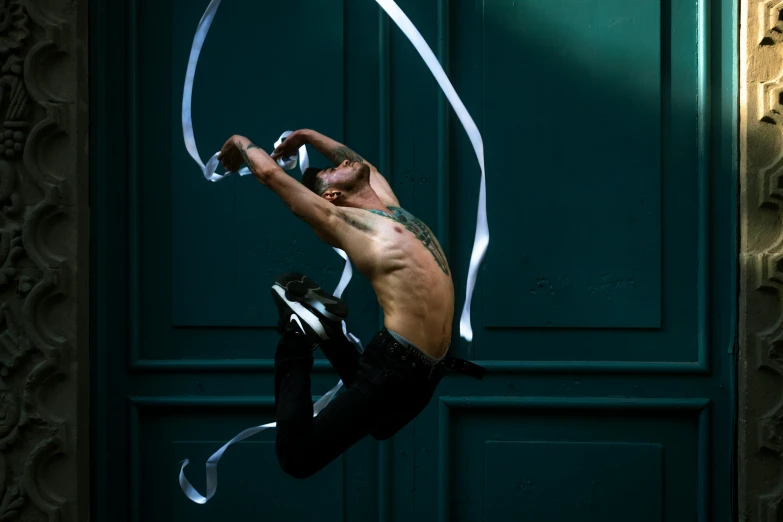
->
xmin=302 ymin=160 xmax=372 ymax=206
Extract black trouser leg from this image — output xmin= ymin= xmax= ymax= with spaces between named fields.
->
xmin=317 ymin=333 xmax=362 ymax=387
xmin=274 ymin=331 xmax=386 ymax=478
xmin=274 ymin=330 xmax=442 ymax=479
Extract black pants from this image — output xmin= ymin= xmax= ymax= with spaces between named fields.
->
xmin=274 ymin=328 xmax=445 ymax=479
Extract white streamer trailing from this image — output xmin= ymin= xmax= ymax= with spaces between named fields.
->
xmin=178 ymin=0 xmax=488 ymax=503
xmin=372 ymin=0 xmax=488 ymax=343
xmin=178 ymin=379 xmax=345 ymax=504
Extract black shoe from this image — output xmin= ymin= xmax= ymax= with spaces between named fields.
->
xmin=271 ymin=273 xmax=349 ymax=347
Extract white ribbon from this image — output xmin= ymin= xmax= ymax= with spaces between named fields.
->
xmin=181 ymin=0 xmax=309 ymax=180
xmin=273 ymin=131 xmax=310 ymax=173
xmin=178 ymin=378 xmax=345 ymax=504
xmin=373 ymin=0 xmax=488 ymax=341
xmin=179 ymin=1 xmax=363 ymax=503
xmin=178 ymin=0 xmax=488 ymax=503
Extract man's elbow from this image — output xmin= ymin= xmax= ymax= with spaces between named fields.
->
xmin=252 ymin=166 xmax=279 ymax=186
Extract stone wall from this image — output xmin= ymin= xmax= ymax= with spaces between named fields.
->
xmin=740 ymin=0 xmax=783 ymax=520
xmin=0 ymin=0 xmax=88 ymax=521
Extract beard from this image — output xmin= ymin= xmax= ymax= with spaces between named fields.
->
xmin=354 ymin=161 xmax=371 ymax=180
xmin=324 ymin=162 xmax=372 ymax=198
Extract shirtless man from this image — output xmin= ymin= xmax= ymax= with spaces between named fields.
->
xmin=218 ymin=129 xmax=483 ymax=479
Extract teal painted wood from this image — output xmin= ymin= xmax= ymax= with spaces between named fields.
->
xmin=91 ymin=0 xmax=737 ymax=521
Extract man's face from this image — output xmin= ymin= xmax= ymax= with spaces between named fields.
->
xmin=318 ymin=160 xmax=369 ymax=196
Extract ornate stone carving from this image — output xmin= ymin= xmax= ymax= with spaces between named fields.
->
xmin=0 ymin=454 xmax=25 ymax=522
xmin=0 ymin=0 xmax=85 ymax=520
xmin=741 ymin=0 xmax=783 ymax=520
xmin=753 ymin=255 xmax=783 ymax=452
xmin=0 ymin=1 xmax=28 ymax=55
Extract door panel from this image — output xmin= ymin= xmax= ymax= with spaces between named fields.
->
xmin=483 ymin=441 xmax=664 ymax=522
xmin=167 ymin=0 xmax=347 ymax=327
xmin=92 ymin=0 xmax=736 ymax=520
xmin=133 ymin=400 xmax=377 ymax=522
xmin=134 ymin=0 xmax=382 ymax=366
xmin=482 ymin=0 xmax=664 ymax=330
xmin=460 ymin=0 xmax=701 ymax=364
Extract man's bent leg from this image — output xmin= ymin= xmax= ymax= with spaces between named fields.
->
xmin=271 ymin=272 xmax=360 ymax=388
xmin=274 ymin=330 xmax=317 ymax=437
xmin=318 ymin=334 xmax=361 ymax=388
xmin=276 ymin=381 xmax=384 ymax=478
xmin=275 ymin=332 xmax=386 ymax=479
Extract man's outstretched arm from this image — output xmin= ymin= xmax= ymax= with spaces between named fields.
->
xmin=272 ymin=129 xmax=400 ymax=207
xmin=218 ymin=135 xmax=345 ymax=245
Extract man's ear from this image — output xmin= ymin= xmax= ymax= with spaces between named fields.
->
xmin=323 ymin=190 xmax=342 ymax=202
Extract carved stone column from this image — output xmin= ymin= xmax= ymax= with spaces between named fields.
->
xmin=0 ymin=0 xmax=88 ymax=521
xmin=740 ymin=0 xmax=783 ymax=520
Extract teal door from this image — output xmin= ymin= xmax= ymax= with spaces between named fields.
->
xmin=91 ymin=0 xmax=737 ymax=520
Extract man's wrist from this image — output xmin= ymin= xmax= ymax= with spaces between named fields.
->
xmin=298 ymin=129 xmax=314 ymax=143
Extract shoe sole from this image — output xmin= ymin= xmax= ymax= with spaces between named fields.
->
xmin=273 ymin=274 xmax=349 ymax=322
xmin=271 ymin=286 xmax=329 ymax=340
xmin=272 ymin=274 xmax=349 ymax=341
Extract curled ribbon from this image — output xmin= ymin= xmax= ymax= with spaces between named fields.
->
xmin=179 ymin=0 xmax=488 ymax=503
xmin=179 ymin=378 xmax=345 ymax=504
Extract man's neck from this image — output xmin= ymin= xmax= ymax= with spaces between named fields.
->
xmin=342 ymin=190 xmax=388 ymax=212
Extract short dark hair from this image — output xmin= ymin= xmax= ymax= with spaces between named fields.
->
xmin=302 ymin=167 xmax=329 ymax=195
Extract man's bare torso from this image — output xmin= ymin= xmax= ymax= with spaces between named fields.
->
xmin=246 ymin=130 xmax=453 ymax=356
xmin=334 ymin=206 xmax=454 ymax=358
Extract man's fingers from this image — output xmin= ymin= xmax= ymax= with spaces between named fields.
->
xmin=272 ymin=146 xmax=295 ymax=159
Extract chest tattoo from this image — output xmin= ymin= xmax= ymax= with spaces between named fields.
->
xmin=366 ymin=206 xmax=450 ymax=276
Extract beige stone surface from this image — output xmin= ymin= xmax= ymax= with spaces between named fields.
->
xmin=0 ymin=0 xmax=88 ymax=521
xmin=741 ymin=0 xmax=783 ymax=520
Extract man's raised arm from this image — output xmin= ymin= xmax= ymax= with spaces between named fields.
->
xmin=272 ymin=129 xmax=399 ymax=206
xmin=218 ymin=135 xmax=341 ymax=243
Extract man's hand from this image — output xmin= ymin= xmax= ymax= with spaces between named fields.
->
xmin=218 ymin=134 xmax=280 ymax=184
xmin=270 ymin=129 xmax=310 ymax=161
xmin=217 ymin=135 xmax=247 ymax=172
xmin=272 ymin=129 xmax=399 ymax=206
